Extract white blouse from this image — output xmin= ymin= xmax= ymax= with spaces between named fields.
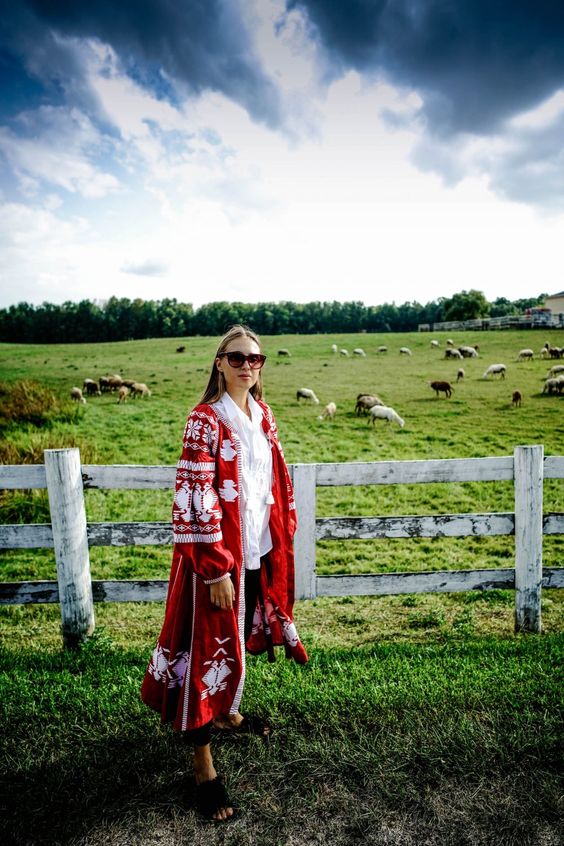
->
xmin=214 ymin=392 xmax=274 ymax=570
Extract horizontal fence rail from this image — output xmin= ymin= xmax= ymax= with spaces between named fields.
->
xmin=0 ymin=446 xmax=562 ymax=646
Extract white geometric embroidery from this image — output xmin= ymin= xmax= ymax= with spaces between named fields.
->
xmin=148 ymin=644 xmax=189 ymax=688
xmin=192 ymin=482 xmax=221 ymax=524
xmin=201 ymin=637 xmax=235 ymax=699
xmin=220 ymin=439 xmax=237 ymax=461
xmin=173 ymin=481 xmax=192 ymax=520
xmin=282 ymin=620 xmax=299 ymax=648
xmin=148 ymin=643 xmax=169 ymax=682
xmin=219 ymin=479 xmax=238 ymax=502
xmin=167 ymin=651 xmax=189 ymax=689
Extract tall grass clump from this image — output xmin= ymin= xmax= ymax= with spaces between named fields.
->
xmin=0 ymin=380 xmax=81 ymax=431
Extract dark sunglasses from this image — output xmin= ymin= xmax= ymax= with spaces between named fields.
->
xmin=218 ymin=351 xmax=267 ymax=369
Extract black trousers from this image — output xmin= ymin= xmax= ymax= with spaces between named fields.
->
xmin=183 ymin=564 xmax=263 ymax=747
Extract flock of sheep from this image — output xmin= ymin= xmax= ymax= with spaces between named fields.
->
xmin=289 ymin=337 xmax=564 ymax=430
xmin=70 ymin=375 xmax=151 ymax=405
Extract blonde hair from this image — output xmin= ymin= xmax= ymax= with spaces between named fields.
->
xmin=199 ymin=324 xmax=264 ymax=404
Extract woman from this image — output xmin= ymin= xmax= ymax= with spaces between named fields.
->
xmin=141 ymin=325 xmax=308 ymax=821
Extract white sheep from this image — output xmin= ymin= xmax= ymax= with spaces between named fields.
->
xmin=277 ymin=348 xmax=291 ymax=357
xmin=456 ymin=368 xmax=465 ymax=382
xmin=516 ymin=348 xmax=534 ymax=361
xmin=131 ymin=382 xmax=152 ymax=398
xmin=399 ymin=347 xmax=412 ymax=356
xmin=353 ymin=348 xmax=366 ymax=357
xmin=430 ymin=340 xmax=440 ymax=348
xmin=547 ymin=364 xmax=564 ymax=377
xmin=70 ymin=387 xmax=86 ymax=404
xmin=542 ymin=376 xmax=564 ymax=394
xmin=331 ymin=344 xmax=338 ymax=353
xmin=339 ymin=348 xmax=349 ymax=356
xmin=445 ymin=348 xmax=463 ymax=360
xmin=459 ymin=345 xmax=479 ymax=358
xmin=483 ymin=364 xmax=506 ymax=379
xmin=296 ymin=387 xmax=320 ymax=404
xmin=318 ymin=402 xmax=337 ymax=420
xmin=378 ymin=346 xmax=388 ymax=353
xmin=368 ymin=405 xmax=405 ymax=428
xmin=117 ymin=385 xmax=129 ymax=404
xmin=447 ymin=339 xmax=454 ymax=346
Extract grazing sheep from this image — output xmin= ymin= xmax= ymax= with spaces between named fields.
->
xmin=430 ymin=340 xmax=440 ymax=348
xmin=445 ymin=348 xmax=463 ymax=360
xmin=459 ymin=345 xmax=479 ymax=358
xmin=176 ymin=346 xmax=186 ymax=353
xmin=331 ymin=344 xmax=338 ymax=353
xmin=542 ymin=377 xmax=564 ymax=395
xmin=549 ymin=347 xmax=564 ymax=359
xmin=547 ymin=364 xmax=564 ymax=377
xmin=296 ymin=387 xmax=320 ymax=404
xmin=353 ymin=348 xmax=366 ymax=357
xmin=516 ymin=348 xmax=534 ymax=361
xmin=318 ymin=402 xmax=337 ymax=420
xmin=108 ymin=375 xmax=123 ymax=391
xmin=483 ymin=364 xmax=506 ymax=379
xmin=457 ymin=368 xmax=465 ymax=382
xmin=99 ymin=376 xmax=111 ymax=393
xmin=446 ymin=339 xmax=454 ymax=346
xmin=429 ymin=381 xmax=453 ymax=398
xmin=339 ymin=348 xmax=349 ymax=356
xmin=368 ymin=405 xmax=405 ymax=428
xmin=83 ymin=378 xmax=100 ymax=396
xmin=131 ymin=382 xmax=152 ymax=398
xmin=512 ymin=391 xmax=522 ymax=407
xmin=117 ymin=385 xmax=129 ymax=404
xmin=399 ymin=347 xmax=412 ymax=356
xmin=121 ymin=379 xmax=137 ymax=388
xmin=70 ymin=387 xmax=86 ymax=404
xmin=378 ymin=346 xmax=388 ymax=353
xmin=355 ymin=394 xmax=384 ymax=414
xmin=278 ymin=348 xmax=291 ymax=357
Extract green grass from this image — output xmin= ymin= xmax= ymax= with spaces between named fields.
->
xmin=0 ymin=330 xmax=563 ymax=844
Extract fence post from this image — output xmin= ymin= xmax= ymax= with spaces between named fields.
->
xmin=514 ymin=445 xmax=544 ymax=633
xmin=44 ymin=448 xmax=95 ymax=648
xmin=292 ymin=463 xmax=317 ymax=600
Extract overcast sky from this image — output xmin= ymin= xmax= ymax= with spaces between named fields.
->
xmin=1 ymin=0 xmax=563 ymax=310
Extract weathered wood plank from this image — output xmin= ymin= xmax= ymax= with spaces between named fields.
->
xmin=293 ymin=464 xmax=317 ymax=600
xmin=0 ymin=464 xmax=47 ymax=489
xmin=316 ymin=512 xmax=515 ymax=540
xmin=514 ymin=445 xmax=544 ymax=633
xmin=544 ymin=455 xmax=564 ymax=479
xmin=544 ymin=513 xmax=564 ymax=534
xmin=315 ymin=456 xmax=515 ymax=486
xmin=316 ymin=568 xmax=516 ymax=596
xmin=91 ymin=579 xmax=169 ymax=602
xmin=0 ymin=523 xmax=54 ymax=548
xmin=45 ymin=449 xmax=95 ymax=647
xmin=542 ymin=568 xmax=564 ymax=589
xmin=0 ymin=581 xmax=59 ymax=603
xmin=87 ymin=522 xmax=172 ymax=546
xmin=81 ymin=465 xmax=176 ymax=489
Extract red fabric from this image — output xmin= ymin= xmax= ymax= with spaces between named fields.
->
xmin=140 ymin=401 xmax=308 ymax=732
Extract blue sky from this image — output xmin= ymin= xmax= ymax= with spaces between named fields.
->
xmin=1 ymin=0 xmax=563 ymax=309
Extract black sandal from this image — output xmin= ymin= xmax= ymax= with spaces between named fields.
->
xmin=213 ymin=713 xmax=272 ymax=738
xmin=195 ymin=776 xmax=235 ymax=822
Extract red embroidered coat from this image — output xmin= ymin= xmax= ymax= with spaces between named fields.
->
xmin=140 ymin=400 xmax=308 ymax=732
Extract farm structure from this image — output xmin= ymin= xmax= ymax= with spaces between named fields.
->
xmin=1 ymin=447 xmax=562 ymax=647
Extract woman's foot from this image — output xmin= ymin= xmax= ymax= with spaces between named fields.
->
xmin=212 ymin=711 xmax=272 ymax=738
xmin=193 ymin=745 xmax=234 ymax=821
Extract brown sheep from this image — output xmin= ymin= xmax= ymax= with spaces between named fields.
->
xmin=131 ymin=382 xmax=152 ymax=398
xmin=456 ymin=368 xmax=465 ymax=382
xmin=512 ymin=391 xmax=522 ymax=407
xmin=429 ymin=381 xmax=453 ymax=398
xmin=355 ymin=394 xmax=384 ymax=414
xmin=83 ymin=378 xmax=100 ymax=396
xmin=117 ymin=386 xmax=129 ymax=404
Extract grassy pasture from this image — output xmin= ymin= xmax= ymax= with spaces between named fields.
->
xmin=0 ymin=330 xmax=563 ymax=845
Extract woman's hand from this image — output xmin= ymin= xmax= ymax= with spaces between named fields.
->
xmin=210 ymin=577 xmax=235 ymax=610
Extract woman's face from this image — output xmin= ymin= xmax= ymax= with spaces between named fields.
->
xmin=216 ymin=335 xmax=262 ymax=395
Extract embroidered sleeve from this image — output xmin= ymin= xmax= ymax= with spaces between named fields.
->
xmin=173 ymin=407 xmax=235 ymax=581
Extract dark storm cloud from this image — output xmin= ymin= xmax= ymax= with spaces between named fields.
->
xmin=1 ymin=0 xmax=282 ymax=127
xmin=287 ymin=0 xmax=564 ymax=136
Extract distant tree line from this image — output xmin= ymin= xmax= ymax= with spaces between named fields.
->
xmin=0 ymin=291 xmax=547 ymax=343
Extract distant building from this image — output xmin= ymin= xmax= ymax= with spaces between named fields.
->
xmin=544 ymin=291 xmax=564 ymax=313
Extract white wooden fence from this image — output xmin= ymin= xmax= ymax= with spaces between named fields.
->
xmin=1 ymin=446 xmax=563 ymax=647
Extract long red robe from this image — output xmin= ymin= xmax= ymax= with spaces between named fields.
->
xmin=140 ymin=400 xmax=308 ymax=731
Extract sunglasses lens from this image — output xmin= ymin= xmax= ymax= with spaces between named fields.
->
xmin=248 ymin=355 xmax=266 ymax=369
xmin=226 ymin=352 xmax=246 ymax=367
